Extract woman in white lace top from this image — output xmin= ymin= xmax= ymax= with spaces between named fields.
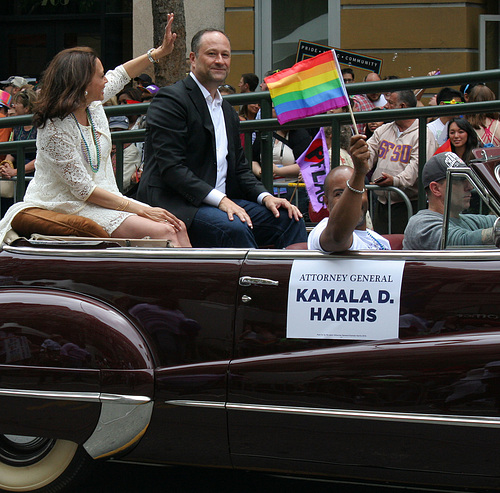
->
xmin=0 ymin=13 xmax=191 ymax=247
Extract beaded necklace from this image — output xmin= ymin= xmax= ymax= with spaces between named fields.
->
xmin=71 ymin=109 xmax=101 ymax=173
xmin=17 ymin=126 xmax=35 ymax=141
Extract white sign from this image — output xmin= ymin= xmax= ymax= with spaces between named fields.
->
xmin=287 ymin=259 xmax=405 ymax=340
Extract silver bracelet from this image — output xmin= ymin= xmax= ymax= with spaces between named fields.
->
xmin=147 ymin=48 xmax=159 ymax=63
xmin=346 ymin=179 xmax=365 ymax=194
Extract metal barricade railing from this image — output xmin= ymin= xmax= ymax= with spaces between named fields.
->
xmin=1 ymin=69 xmax=500 ymax=224
xmin=366 ymin=184 xmax=414 ymax=234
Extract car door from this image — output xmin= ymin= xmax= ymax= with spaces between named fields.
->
xmin=228 ymin=247 xmax=500 ymax=486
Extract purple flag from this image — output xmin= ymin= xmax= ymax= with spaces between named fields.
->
xmin=297 ymin=128 xmax=330 ymax=213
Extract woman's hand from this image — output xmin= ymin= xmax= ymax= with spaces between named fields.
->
xmin=88 ymin=187 xmax=184 ymax=231
xmin=137 ymin=206 xmax=184 ymax=231
xmin=152 ymin=13 xmax=177 ymax=59
xmin=0 ymin=161 xmax=16 ymax=179
xmin=122 ymin=13 xmax=177 ymax=79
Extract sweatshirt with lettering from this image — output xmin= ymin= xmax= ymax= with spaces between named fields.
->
xmin=368 ymin=120 xmax=437 ymax=204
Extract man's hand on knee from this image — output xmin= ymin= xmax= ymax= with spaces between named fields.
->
xmin=218 ymin=197 xmax=253 ymax=228
xmin=263 ymin=195 xmax=303 ymax=221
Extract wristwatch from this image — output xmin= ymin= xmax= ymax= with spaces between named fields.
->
xmin=147 ymin=48 xmax=159 ymax=63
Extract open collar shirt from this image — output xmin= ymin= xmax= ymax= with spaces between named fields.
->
xmin=190 ymin=72 xmax=270 ymax=207
xmin=190 ymin=72 xmax=228 ymax=206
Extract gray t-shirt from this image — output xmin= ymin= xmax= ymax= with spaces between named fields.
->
xmin=403 ymin=209 xmax=496 ymax=249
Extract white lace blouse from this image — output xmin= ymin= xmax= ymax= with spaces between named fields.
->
xmin=0 ymin=65 xmax=136 ymax=243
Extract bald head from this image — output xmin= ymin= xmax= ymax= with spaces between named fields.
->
xmin=365 ymin=72 xmax=381 ymax=83
xmin=323 ymin=166 xmax=368 ymax=229
xmin=364 ymin=72 xmax=382 ymax=102
xmin=323 ymin=166 xmax=354 ymax=211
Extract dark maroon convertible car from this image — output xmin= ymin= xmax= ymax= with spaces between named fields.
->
xmin=2 ymin=151 xmax=500 ymax=492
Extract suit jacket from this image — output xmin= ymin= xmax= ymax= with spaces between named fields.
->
xmin=137 ymin=75 xmax=268 ymax=227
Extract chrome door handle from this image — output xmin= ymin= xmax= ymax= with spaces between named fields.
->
xmin=239 ymin=276 xmax=279 ymax=287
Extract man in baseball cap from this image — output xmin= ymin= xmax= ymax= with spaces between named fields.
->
xmin=403 ymin=152 xmax=497 ymax=249
xmin=0 ymin=76 xmax=28 ymax=96
xmin=134 ymin=73 xmax=153 ymax=88
xmin=140 ymin=84 xmax=160 ymax=102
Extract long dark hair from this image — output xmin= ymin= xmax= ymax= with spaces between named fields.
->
xmin=33 ymin=46 xmax=98 ymax=128
xmin=448 ymin=117 xmax=479 ymax=163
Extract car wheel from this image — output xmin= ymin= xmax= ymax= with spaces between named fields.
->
xmin=0 ymin=434 xmax=92 ymax=492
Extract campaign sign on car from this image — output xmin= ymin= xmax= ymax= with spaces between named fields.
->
xmin=287 ymin=259 xmax=404 ymax=340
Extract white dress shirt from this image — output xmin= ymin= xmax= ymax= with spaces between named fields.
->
xmin=190 ymin=73 xmax=228 ymax=206
xmin=190 ymin=72 xmax=271 ymax=207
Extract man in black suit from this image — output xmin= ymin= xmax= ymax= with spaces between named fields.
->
xmin=138 ymin=29 xmax=306 ymax=248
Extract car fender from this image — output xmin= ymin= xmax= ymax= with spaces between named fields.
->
xmin=0 ymin=287 xmax=155 ymax=458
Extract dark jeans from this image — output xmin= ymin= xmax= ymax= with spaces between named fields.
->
xmin=188 ymin=199 xmax=307 ymax=248
xmin=374 ymin=200 xmax=417 ymax=235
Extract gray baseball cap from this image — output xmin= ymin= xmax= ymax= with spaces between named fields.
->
xmin=0 ymin=76 xmax=28 ymax=88
xmin=422 ymin=152 xmax=465 ymax=188
xmin=108 ymin=115 xmax=129 ymax=130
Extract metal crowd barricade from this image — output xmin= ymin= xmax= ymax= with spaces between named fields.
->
xmin=366 ymin=185 xmax=414 ymax=233
xmin=1 ymin=69 xmax=500 ymax=224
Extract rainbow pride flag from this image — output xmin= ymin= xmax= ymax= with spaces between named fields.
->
xmin=265 ymin=50 xmax=349 ymax=125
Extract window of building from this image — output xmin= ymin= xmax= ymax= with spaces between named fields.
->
xmin=255 ymin=0 xmax=340 ymax=79
xmin=0 ymin=1 xmax=132 ymax=82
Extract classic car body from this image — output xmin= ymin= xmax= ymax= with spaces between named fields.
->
xmin=2 ymin=153 xmax=500 ymax=492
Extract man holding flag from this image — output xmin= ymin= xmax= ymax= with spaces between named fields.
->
xmin=265 ymin=48 xmax=362 ymax=224
xmin=307 ymin=135 xmax=391 ymax=252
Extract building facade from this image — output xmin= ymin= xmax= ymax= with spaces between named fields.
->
xmin=1 ymin=0 xmax=499 ymax=95
xmin=221 ymin=0 xmax=500 ymax=93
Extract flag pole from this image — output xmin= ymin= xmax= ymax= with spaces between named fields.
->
xmin=348 ymin=102 xmax=360 ymax=135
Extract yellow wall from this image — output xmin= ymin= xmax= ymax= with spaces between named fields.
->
xmin=223 ymin=0 xmax=494 ymax=97
xmin=225 ymin=0 xmax=255 ymax=90
xmin=341 ymin=1 xmax=486 ymax=84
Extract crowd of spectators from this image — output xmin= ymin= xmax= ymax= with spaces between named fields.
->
xmin=1 ymin=44 xmax=500 ymax=251
xmin=0 ymin=71 xmax=160 ymax=216
xmin=0 ymin=77 xmax=38 ymax=214
xmin=238 ymin=65 xmax=500 ymax=248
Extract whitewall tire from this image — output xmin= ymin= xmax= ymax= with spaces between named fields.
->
xmin=0 ymin=436 xmax=91 ymax=492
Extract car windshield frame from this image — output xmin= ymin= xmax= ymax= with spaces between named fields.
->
xmin=442 ymin=158 xmax=500 ymax=250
